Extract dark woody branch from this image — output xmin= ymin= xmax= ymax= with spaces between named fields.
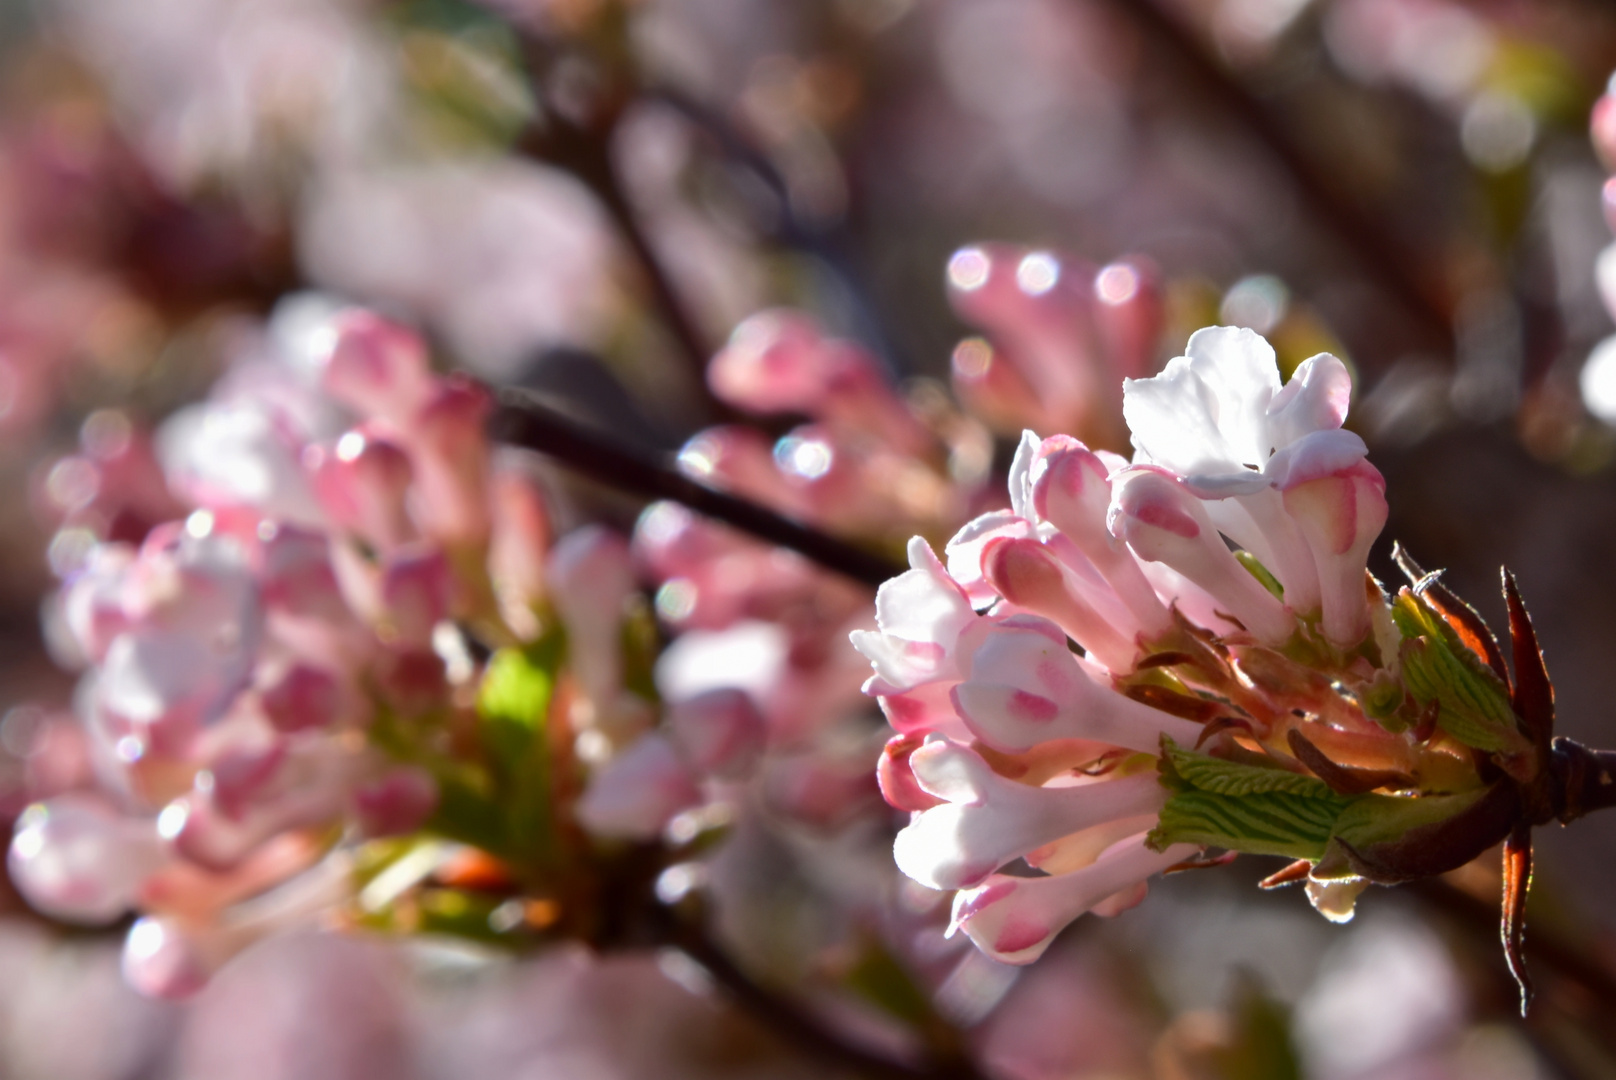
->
xmin=489 ymin=389 xmax=906 ymax=589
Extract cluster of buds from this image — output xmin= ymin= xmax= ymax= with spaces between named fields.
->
xmin=945 ymin=245 xmax=1162 ymax=450
xmin=11 ymin=299 xmax=566 ymax=996
xmin=676 ymin=308 xmax=980 ymax=541
xmin=859 ymin=325 xmax=1572 ymax=990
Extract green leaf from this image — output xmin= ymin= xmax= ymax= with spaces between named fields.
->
xmin=1150 ymin=788 xmax=1346 ymax=861
xmin=1235 ymin=550 xmax=1285 ymax=600
xmin=1392 ymin=591 xmax=1525 ymax=754
xmin=476 ymin=628 xmax=567 ymax=873
xmin=1161 ymin=741 xmax=1338 ymax=800
xmin=1151 ymin=740 xmax=1350 ymax=860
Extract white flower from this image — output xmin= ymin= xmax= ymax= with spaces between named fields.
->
xmin=1122 ymin=326 xmax=1362 ymax=498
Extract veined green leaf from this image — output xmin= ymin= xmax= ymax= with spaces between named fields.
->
xmin=1150 ymin=789 xmax=1346 ymax=861
xmin=1162 ymin=740 xmax=1338 ymax=800
xmin=1392 ymin=591 xmax=1525 ymax=754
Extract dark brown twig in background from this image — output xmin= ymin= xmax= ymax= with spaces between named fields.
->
xmin=490 ymin=389 xmax=905 ymax=588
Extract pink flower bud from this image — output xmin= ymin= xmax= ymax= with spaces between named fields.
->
xmin=1030 ymin=439 xmax=1172 ymax=637
xmin=122 ymin=916 xmax=216 ymax=999
xmin=1108 ymin=469 xmax=1295 ymax=644
xmin=319 ymin=311 xmax=433 ymax=422
xmin=353 ymin=767 xmax=438 ymax=837
xmin=9 ymin=796 xmax=166 ymax=924
xmin=259 ymin=664 xmax=346 ymax=733
xmin=548 ymin=526 xmax=638 ymax=707
xmin=408 ymin=376 xmax=492 ymax=547
xmin=708 ymin=309 xmax=839 ymax=415
xmin=379 ymin=547 xmax=452 ymax=647
xmin=946 ymin=245 xmax=1098 ymax=427
xmin=894 ymin=738 xmax=1167 ymax=891
xmin=950 ymin=617 xmax=1202 ymax=754
xmin=948 ymin=834 xmax=1197 ymax=964
xmin=950 ymin=337 xmax=1050 ymax=435
xmin=664 ymin=689 xmax=766 ymax=780
xmin=60 ymin=542 xmax=135 ymax=663
xmin=1091 ymin=258 xmax=1163 ymax=382
xmin=980 ymin=536 xmax=1138 ymax=672
xmin=851 ymin=537 xmax=978 ymax=695
xmin=575 ymin=733 xmax=702 ymax=840
xmin=255 ymin=524 xmax=347 ymax=622
xmin=1593 ymin=92 xmax=1616 ymax=172
xmin=677 ymin=426 xmax=801 ymax=514
xmin=877 ymin=732 xmax=945 ymax=811
xmin=488 ymin=466 xmax=551 ymax=618
xmin=371 ymin=648 xmax=448 ymax=718
xmin=1281 ymin=462 xmax=1388 ymax=647
xmin=307 ymin=430 xmax=416 ymax=552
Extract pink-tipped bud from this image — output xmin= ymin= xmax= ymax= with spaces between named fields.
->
xmin=575 ymin=733 xmax=702 ymax=841
xmin=950 ymin=337 xmax=1049 ymax=435
xmin=709 ymin=309 xmax=838 ymax=415
xmin=949 ymin=834 xmax=1196 ymax=965
xmin=1091 ymin=258 xmax=1163 ymax=382
xmin=354 ymin=767 xmax=438 ymax=837
xmin=372 ymin=649 xmax=448 ymax=718
xmin=122 ymin=916 xmax=216 ymax=1000
xmin=950 ymin=617 xmax=1201 ymax=754
xmin=488 ymin=466 xmax=552 ymax=618
xmin=1282 ymin=463 xmax=1388 ymax=647
xmin=320 ymin=311 xmax=433 ymax=422
xmin=259 ymin=664 xmax=345 ymax=733
xmin=946 ymin=245 xmax=1096 ymax=419
xmin=1031 ymin=439 xmax=1171 ymax=636
xmin=877 ymin=732 xmax=945 ymax=812
xmin=980 ymin=536 xmax=1137 ymax=671
xmin=308 ymin=430 xmax=416 ymax=551
xmin=409 ymin=376 xmax=493 ymax=547
xmin=548 ymin=526 xmax=637 ymax=706
xmin=379 ymin=547 xmax=452 ymax=647
xmin=256 ymin=525 xmax=346 ymax=622
xmin=677 ymin=426 xmax=800 ymax=513
xmin=1593 ymin=92 xmax=1616 ymax=172
xmin=1109 ymin=469 xmax=1296 ymax=645
xmin=9 ymin=797 xmax=166 ymax=925
xmin=665 ymin=688 xmax=766 ymax=780
xmin=895 ymin=738 xmax=1167 ymax=891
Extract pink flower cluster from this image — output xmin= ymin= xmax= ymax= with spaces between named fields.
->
xmin=11 ymin=299 xmax=555 ymax=997
xmin=857 ymin=325 xmax=1391 ymax=964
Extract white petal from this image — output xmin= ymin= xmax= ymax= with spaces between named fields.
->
xmin=1266 ymin=352 xmax=1352 ymax=449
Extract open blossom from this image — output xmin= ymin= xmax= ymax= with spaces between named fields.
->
xmin=859 ymin=325 xmax=1427 ymax=966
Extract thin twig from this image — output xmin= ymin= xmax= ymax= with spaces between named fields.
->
xmin=1110 ymin=0 xmax=1455 ymax=356
xmin=489 ymin=389 xmax=905 ymax=588
xmin=669 ymin=920 xmax=988 ymax=1080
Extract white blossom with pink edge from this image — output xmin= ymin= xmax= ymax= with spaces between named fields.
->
xmin=1121 ymin=326 xmax=1387 ymax=647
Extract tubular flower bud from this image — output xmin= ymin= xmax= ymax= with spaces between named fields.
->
xmin=894 ymin=738 xmax=1168 ymax=891
xmin=9 ymin=796 xmax=167 ymax=925
xmin=1108 ymin=468 xmax=1295 ymax=644
xmin=318 ymin=310 xmax=434 ymax=423
xmin=1283 ymin=462 xmax=1389 ymax=647
xmin=949 ymin=834 xmax=1198 ymax=965
xmin=307 ymin=430 xmax=416 ymax=552
xmin=1030 ymin=438 xmax=1172 ymax=637
xmin=980 ymin=536 xmax=1138 ymax=672
xmin=949 ymin=617 xmax=1202 ymax=754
